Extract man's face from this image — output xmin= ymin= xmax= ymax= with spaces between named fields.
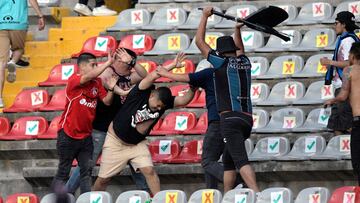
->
xmin=148 ymin=93 xmax=165 ymax=112
xmin=80 ymin=59 xmax=97 ymax=73
xmin=349 ymin=52 xmax=355 ymax=65
xmin=335 ymin=20 xmax=346 ymax=35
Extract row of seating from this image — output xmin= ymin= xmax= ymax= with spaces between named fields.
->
xmin=5 ymin=186 xmax=359 ymax=203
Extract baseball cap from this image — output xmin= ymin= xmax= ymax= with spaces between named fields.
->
xmin=336 ymin=11 xmax=359 ymax=30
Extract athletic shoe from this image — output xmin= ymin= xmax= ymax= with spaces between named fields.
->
xmin=92 ymin=5 xmax=117 ymax=16
xmin=6 ymin=61 xmax=16 ymax=83
xmin=16 ymin=59 xmax=30 ymax=67
xmin=0 ymin=98 xmax=4 ymax=108
xmin=74 ymin=3 xmax=92 ymax=16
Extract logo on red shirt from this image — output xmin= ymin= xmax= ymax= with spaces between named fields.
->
xmin=91 ymin=87 xmax=98 ymax=97
xmin=79 ymin=98 xmax=97 ymax=108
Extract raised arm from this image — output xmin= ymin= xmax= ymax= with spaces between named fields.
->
xmin=80 ymin=52 xmax=113 ymax=85
xmin=325 ymin=66 xmax=352 ymax=106
xmin=163 ymin=52 xmax=186 ymax=71
xmin=174 ymin=86 xmax=197 ymax=107
xmin=138 ymin=68 xmax=161 ymax=90
xmin=29 ymin=0 xmax=45 ymax=30
xmin=234 ymin=23 xmax=245 ymax=56
xmin=157 ymin=68 xmax=190 ymax=83
xmin=195 ymin=7 xmax=213 ymax=58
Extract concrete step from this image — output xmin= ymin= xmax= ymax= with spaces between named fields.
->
xmin=48 ymin=28 xmax=104 ymax=42
xmin=61 ymin=16 xmax=117 ymax=30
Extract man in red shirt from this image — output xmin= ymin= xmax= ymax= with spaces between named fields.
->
xmin=52 ymin=52 xmax=118 ymax=199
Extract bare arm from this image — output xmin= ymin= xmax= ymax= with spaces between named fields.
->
xmin=196 ymin=7 xmax=213 ymax=58
xmin=130 ymin=63 xmax=148 ymax=85
xmin=28 ymin=0 xmax=45 ymax=30
xmin=234 ymin=23 xmax=245 ymax=56
xmin=163 ymin=52 xmax=186 ymax=71
xmin=113 ymin=85 xmax=131 ymax=96
xmin=102 ymin=92 xmax=114 ymax=106
xmin=325 ymin=67 xmax=352 ymax=106
xmin=157 ymin=70 xmax=190 ymax=83
xmin=320 ymin=58 xmax=349 ymax=69
xmin=80 ymin=52 xmax=113 ymax=85
xmin=138 ymin=69 xmax=161 ymax=90
xmin=174 ymin=87 xmax=197 ymax=107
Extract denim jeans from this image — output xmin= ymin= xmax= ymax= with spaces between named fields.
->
xmin=66 ymin=129 xmax=149 ymax=193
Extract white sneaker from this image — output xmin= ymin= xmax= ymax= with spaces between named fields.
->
xmin=74 ymin=3 xmax=92 ymax=16
xmin=92 ymin=5 xmax=117 ymax=16
xmin=0 ymin=98 xmax=4 ymax=108
xmin=6 ymin=61 xmax=16 ymax=83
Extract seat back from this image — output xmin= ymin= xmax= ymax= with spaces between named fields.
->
xmin=0 ymin=117 xmax=10 ymax=136
xmin=262 ymin=29 xmax=302 ymax=49
xmin=288 ymin=135 xmax=326 ymax=158
xmin=219 ymin=5 xmax=258 ymax=27
xmin=301 ymin=81 xmax=335 ymax=103
xmin=158 ymin=112 xmax=197 ymax=134
xmin=4 ymin=89 xmax=50 ymax=112
xmin=40 ymin=193 xmax=75 ymax=203
xmin=295 ymin=187 xmax=330 ymax=203
xmin=322 ymin=134 xmax=351 ymax=157
xmin=257 ymin=187 xmax=293 ymax=203
xmin=296 ymin=54 xmax=333 ymax=77
xmin=245 ymin=139 xmax=254 ymax=156
xmin=147 ymin=33 xmax=190 ymax=53
xmin=275 ymin=4 xmax=298 ymax=24
xmin=266 ymin=55 xmax=304 ymax=77
xmin=72 ymin=36 xmax=118 ymax=57
xmin=152 ymin=190 xmax=187 ymax=203
xmin=298 ymin=28 xmax=336 ymax=49
xmin=149 ymin=139 xmax=181 ymax=163
xmin=186 ymin=32 xmax=225 ymax=53
xmin=328 ymin=186 xmax=360 ymax=203
xmin=162 ymin=59 xmax=195 ymax=78
xmin=38 ymin=116 xmax=61 ymax=139
xmin=183 ymin=7 xmax=222 ymax=27
xmin=188 ymin=189 xmax=222 ymax=203
xmin=303 ymin=108 xmax=331 ymax=128
xmin=331 ymin=2 xmax=360 ymax=22
xmin=41 ymin=89 xmax=66 ymax=111
xmin=119 ymin=34 xmax=154 ymax=55
xmin=249 ymin=56 xmax=269 ymax=78
xmin=222 ymin=188 xmax=256 ymax=203
xmin=170 ymin=140 xmax=203 ymax=163
xmin=76 ymin=191 xmax=112 ymax=203
xmin=241 ymin=31 xmax=264 ymax=51
xmin=195 ymin=59 xmax=213 ymax=72
xmin=6 ymin=193 xmax=40 ymax=203
xmin=251 ymin=83 xmax=269 ymax=104
xmin=252 ymin=108 xmax=269 ymax=130
xmin=115 ymin=190 xmax=151 ymax=203
xmin=188 ymin=112 xmax=208 ymax=134
xmin=250 ymin=137 xmax=290 ymax=158
xmin=8 ymin=116 xmax=48 ymax=138
xmin=108 ymin=9 xmax=151 ymax=30
xmin=137 ymin=60 xmax=158 ymax=73
xmin=267 ymin=81 xmax=305 ymax=103
xmin=296 ymin=2 xmax=333 ymax=22
xmin=39 ymin=63 xmax=79 ymax=86
xmin=269 ymin=107 xmax=305 ymax=129
xmin=148 ymin=7 xmax=187 ymax=27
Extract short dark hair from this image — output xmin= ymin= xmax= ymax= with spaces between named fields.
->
xmin=154 ymin=87 xmax=174 ymax=109
xmin=77 ymin=53 xmax=96 ymax=66
xmin=338 ymin=20 xmax=356 ymax=32
xmin=350 ymin=42 xmax=360 ymax=60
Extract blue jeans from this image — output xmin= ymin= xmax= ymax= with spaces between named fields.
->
xmin=65 ymin=129 xmax=149 ymax=193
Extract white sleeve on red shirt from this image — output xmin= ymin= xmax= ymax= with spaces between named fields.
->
xmin=339 ymin=37 xmax=356 ymax=61
xmin=96 ymin=78 xmax=107 ymax=100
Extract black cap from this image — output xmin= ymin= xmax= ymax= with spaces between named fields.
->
xmin=336 ymin=11 xmax=359 ymax=30
xmin=216 ymin=36 xmax=239 ymax=54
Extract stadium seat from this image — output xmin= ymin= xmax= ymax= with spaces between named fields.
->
xmin=187 ymin=90 xmax=205 ymax=108
xmin=328 ymin=186 xmax=360 ymax=203
xmin=249 ymin=56 xmax=269 ymax=79
xmin=76 ymin=191 xmax=112 ymax=203
xmin=38 ymin=63 xmax=79 ymax=86
xmin=274 ymin=4 xmax=298 ymax=25
xmin=251 ymin=83 xmax=270 ymax=105
xmin=324 ymin=1 xmax=360 ymax=24
xmin=152 ymin=190 xmax=187 ymax=203
xmin=214 ymin=5 xmax=258 ymax=28
xmin=144 ymin=33 xmax=190 ymax=55
xmin=0 ymin=117 xmax=10 ymax=137
xmin=293 ymin=108 xmax=331 ymax=132
xmin=257 ymin=188 xmax=293 ymax=203
xmin=0 ymin=116 xmax=48 ymax=140
xmin=287 ymin=2 xmax=333 ymax=25
xmin=0 ymin=196 xmax=2 ymax=203
xmin=256 ymin=30 xmax=302 ymax=52
xmin=256 ymin=108 xmax=305 ymax=133
xmin=289 ymin=28 xmax=336 ymax=51
xmin=150 ymin=118 xmax=163 ymax=135
xmin=238 ymin=31 xmax=265 ymax=52
xmin=256 ymin=55 xmax=304 ymax=79
xmin=151 ymin=112 xmax=197 ymax=135
xmin=184 ymin=32 xmax=224 ymax=54
xmin=179 ymin=7 xmax=222 ymax=29
xmin=5 ymin=193 xmax=39 ymax=203
xmin=293 ymin=54 xmax=333 ymax=78
xmin=186 ymin=112 xmax=207 ymax=134
xmin=195 ymin=59 xmax=213 ymax=72
xmin=188 ymin=189 xmax=222 ymax=203
xmin=222 ymin=188 xmax=256 ymax=203
xmin=157 ymin=59 xmax=195 ymax=82
xmin=36 ymin=0 xmax=60 ymax=7
xmin=118 ymin=34 xmax=154 ymax=55
xmin=276 ymin=135 xmax=326 ymax=161
xmin=257 ymin=81 xmax=305 ymax=106
xmin=39 ymin=89 xmax=66 ymax=111
xmin=139 ymin=0 xmax=173 ymax=4
xmin=40 ymin=193 xmax=75 ymax=203
xmin=3 ymin=89 xmax=50 ymax=113
xmin=38 ymin=116 xmax=61 ymax=139
xmin=137 ymin=60 xmax=158 ymax=73
xmin=115 ymin=190 xmax=151 ymax=203
xmin=245 ymin=139 xmax=254 ymax=156
xmin=72 ymin=36 xmax=118 ymax=58
xmin=312 ymin=134 xmax=351 ymax=160
xmin=293 ymin=81 xmax=335 ymax=105
xmin=249 ymin=137 xmax=290 ymax=161
xmin=142 ymin=7 xmax=187 ymax=30
xmin=107 ymin=9 xmax=151 ymax=31
xmin=149 ymin=139 xmax=181 ymax=163
xmin=251 ymin=108 xmax=269 ymax=133
xmin=294 ymin=187 xmax=330 ymax=203
xmin=169 ymin=140 xmax=203 ymax=163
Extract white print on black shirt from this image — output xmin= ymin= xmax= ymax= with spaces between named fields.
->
xmin=131 ymin=104 xmax=160 ymax=128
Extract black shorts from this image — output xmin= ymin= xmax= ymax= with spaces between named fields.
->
xmin=327 ymin=88 xmax=353 ymax=132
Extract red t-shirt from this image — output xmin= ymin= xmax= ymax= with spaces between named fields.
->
xmin=59 ymin=74 xmax=107 ymax=139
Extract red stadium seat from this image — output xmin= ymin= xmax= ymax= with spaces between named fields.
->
xmin=0 ymin=116 xmax=48 ymax=140
xmin=0 ymin=196 xmax=2 ymax=203
xmin=151 ymin=112 xmax=197 ymax=135
xmin=184 ymin=112 xmax=208 ymax=135
xmin=119 ymin=34 xmax=154 ymax=55
xmin=39 ymin=89 xmax=66 ymax=111
xmin=149 ymin=139 xmax=181 ymax=163
xmin=328 ymin=186 xmax=360 ymax=203
xmin=150 ymin=118 xmax=163 ymax=135
xmin=72 ymin=36 xmax=118 ymax=58
xmin=5 ymin=193 xmax=39 ymax=203
xmin=3 ymin=89 xmax=49 ymax=113
xmin=137 ymin=60 xmax=157 ymax=73
xmin=156 ymin=59 xmax=195 ymax=82
xmin=0 ymin=117 xmax=10 ymax=137
xmin=169 ymin=140 xmax=203 ymax=163
xmin=37 ymin=116 xmax=61 ymax=139
xmin=187 ymin=90 xmax=206 ymax=108
xmin=38 ymin=63 xmax=79 ymax=86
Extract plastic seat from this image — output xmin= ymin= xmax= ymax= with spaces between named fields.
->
xmin=187 ymin=90 xmax=205 ymax=108
xmin=287 ymin=2 xmax=333 ymax=25
xmin=149 ymin=140 xmax=181 ymax=163
xmin=38 ymin=116 xmax=61 ymax=139
xmin=294 ymin=187 xmax=330 ymax=203
xmin=0 ymin=117 xmax=10 ymax=137
xmin=150 ymin=118 xmax=163 ymax=135
xmin=249 ymin=137 xmax=290 ymax=161
xmin=276 ymin=135 xmax=326 ymax=161
xmin=186 ymin=112 xmax=207 ymax=134
xmin=38 ymin=63 xmax=79 ymax=86
xmin=251 ymin=83 xmax=270 ymax=105
xmin=289 ymin=28 xmax=336 ymax=51
xmin=324 ymin=1 xmax=360 ymax=24
xmin=222 ymin=188 xmax=256 ymax=203
xmin=157 ymin=59 xmax=195 ymax=82
xmin=249 ymin=56 xmax=269 ymax=79
xmin=107 ymin=9 xmax=151 ymax=31
xmin=215 ymin=5 xmax=258 ymax=28
xmin=144 ymin=33 xmax=190 ymax=55
xmin=118 ymin=34 xmax=154 ymax=56
xmin=151 ymin=112 xmax=197 ymax=135
xmin=257 ymin=55 xmax=304 ymax=79
xmin=257 ymin=188 xmax=293 ymax=203
xmin=179 ymin=7 xmax=222 ymax=29
xmin=39 ymin=89 xmax=65 ymax=111
xmin=115 ymin=190 xmax=151 ymax=203
xmin=293 ymin=108 xmax=331 ymax=132
xmin=40 ymin=193 xmax=75 ymax=203
xmin=294 ymin=81 xmax=334 ymax=105
xmin=0 ymin=196 xmax=2 ymax=203
xmin=169 ymin=140 xmax=203 ymax=163
xmin=256 ymin=30 xmax=302 ymax=52
xmin=245 ymin=139 xmax=254 ymax=156
xmin=257 ymin=81 xmax=305 ymax=106
xmin=293 ymin=54 xmax=333 ymax=78
xmin=142 ymin=8 xmax=187 ymax=30
xmin=256 ymin=108 xmax=305 ymax=133
xmin=152 ymin=190 xmax=187 ymax=203
xmin=328 ymin=186 xmax=360 ymax=203
xmin=312 ymin=134 xmax=351 ymax=160
xmin=0 ymin=116 xmax=48 ymax=140
xmin=274 ymin=4 xmax=298 ymax=25
xmin=72 ymin=36 xmax=118 ymax=58
xmin=184 ymin=32 xmax=224 ymax=54
xmin=76 ymin=191 xmax=112 ymax=203
xmin=238 ymin=31 xmax=264 ymax=52
xmin=195 ymin=59 xmax=213 ymax=72
xmin=188 ymin=189 xmax=222 ymax=203
xmin=4 ymin=89 xmax=49 ymax=113
xmin=139 ymin=0 xmax=173 ymax=3
xmin=137 ymin=60 xmax=158 ymax=73
xmin=251 ymin=108 xmax=269 ymax=133
xmin=6 ymin=193 xmax=39 ymax=203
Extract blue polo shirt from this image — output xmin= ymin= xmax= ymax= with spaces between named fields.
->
xmin=0 ymin=0 xmax=28 ymax=30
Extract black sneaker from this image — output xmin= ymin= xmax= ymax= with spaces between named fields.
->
xmin=16 ymin=59 xmax=30 ymax=67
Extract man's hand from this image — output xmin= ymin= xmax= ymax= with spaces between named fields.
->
xmin=324 ymin=99 xmax=335 ymax=108
xmin=202 ymin=6 xmax=213 ymax=17
xmin=156 ymin=66 xmax=169 ymax=77
xmin=105 ymin=51 xmax=115 ymax=66
xmin=236 ymin=23 xmax=244 ymax=29
xmin=320 ymin=58 xmax=332 ymax=66
xmin=105 ymin=75 xmax=118 ymax=90
xmin=172 ymin=52 xmax=186 ymax=68
xmin=38 ymin=17 xmax=45 ymax=30
xmin=115 ymin=48 xmax=133 ymax=64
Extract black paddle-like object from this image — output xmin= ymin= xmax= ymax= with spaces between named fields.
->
xmin=199 ymin=6 xmax=291 ymax=41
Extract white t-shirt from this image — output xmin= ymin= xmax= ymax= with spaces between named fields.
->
xmin=333 ymin=37 xmax=355 ymax=89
